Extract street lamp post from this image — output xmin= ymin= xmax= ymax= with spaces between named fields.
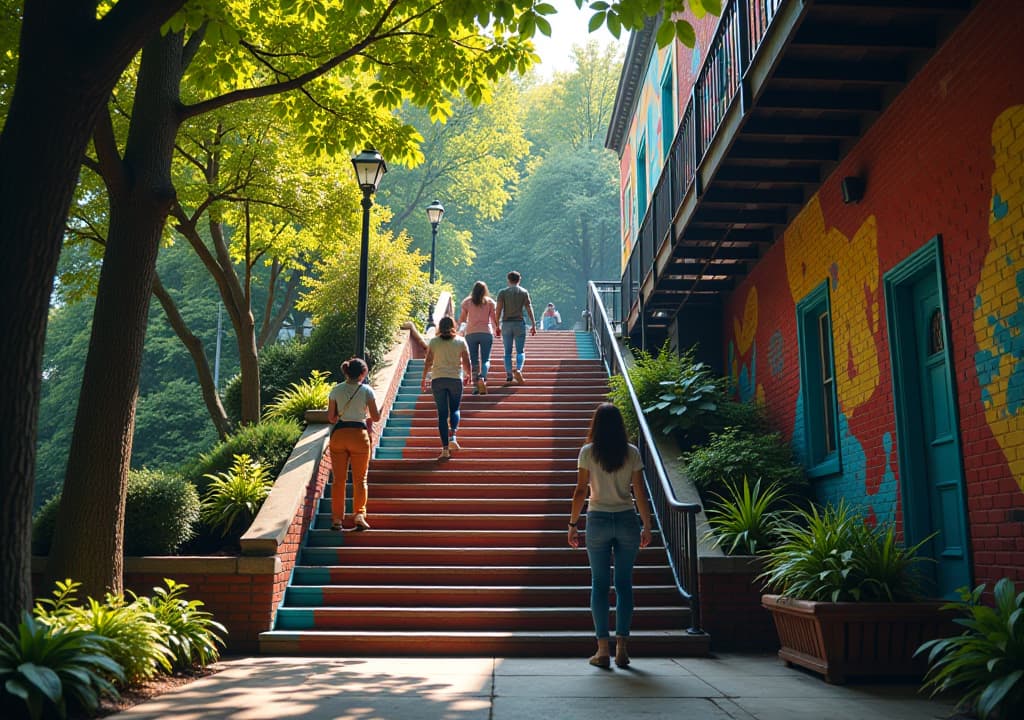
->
xmin=425 ymin=200 xmax=444 ymax=284
xmin=350 ymin=148 xmax=387 ymax=360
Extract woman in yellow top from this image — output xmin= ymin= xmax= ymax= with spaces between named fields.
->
xmin=421 ymin=317 xmax=472 ymax=460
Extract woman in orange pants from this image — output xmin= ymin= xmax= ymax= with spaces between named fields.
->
xmin=327 ymin=357 xmax=381 ymax=531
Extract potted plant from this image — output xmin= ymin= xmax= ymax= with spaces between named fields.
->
xmin=760 ymin=501 xmax=956 ymax=684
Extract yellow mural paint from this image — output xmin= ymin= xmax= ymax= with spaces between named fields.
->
xmin=734 ymin=286 xmax=758 ymax=355
xmin=784 ymin=197 xmax=881 ymax=419
xmin=974 ymin=105 xmax=1024 ymax=494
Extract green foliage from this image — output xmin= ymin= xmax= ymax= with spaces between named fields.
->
xmin=123 ymin=469 xmax=200 ymax=556
xmin=132 ymin=378 xmax=220 ymax=471
xmin=0 ymin=612 xmax=123 ymax=720
xmin=918 ymin=578 xmax=1024 ymax=719
xmin=608 ymin=341 xmax=694 ymax=439
xmin=258 ymin=339 xmax=309 ymax=411
xmin=200 ymin=454 xmax=274 ymax=538
xmin=183 ymin=418 xmax=301 ymax=496
xmin=759 ymin=502 xmax=930 ymax=603
xmin=644 ymin=361 xmax=721 ymax=436
xmin=684 ymin=426 xmax=806 ymax=500
xmin=712 ymin=400 xmax=771 ymax=434
xmin=704 ymin=478 xmax=791 ymax=556
xmin=264 ymin=370 xmax=332 ymax=424
xmin=131 ymin=580 xmax=226 ymax=671
xmin=33 ymin=470 xmax=200 ymax=557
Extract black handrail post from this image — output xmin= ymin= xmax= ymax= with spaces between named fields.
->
xmin=738 ymin=0 xmax=753 ymax=113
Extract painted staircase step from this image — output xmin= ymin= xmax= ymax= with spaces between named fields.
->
xmin=302 ymin=528 xmax=663 ymax=548
xmin=317 ymin=498 xmax=577 ymax=514
xmin=273 ymin=606 xmax=689 ymax=631
xmin=325 ymin=483 xmax=577 ymax=500
xmin=259 ymin=629 xmax=709 ymax=657
xmin=368 ymin=458 xmax=578 ymax=471
xmin=299 ymin=546 xmax=671 ymax=566
xmin=290 ymin=564 xmax=676 ymax=586
xmin=307 ymin=514 xmax=639 ymax=531
xmin=282 ymin=585 xmax=683 ymax=608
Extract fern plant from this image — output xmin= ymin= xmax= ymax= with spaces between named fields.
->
xmin=0 ymin=612 xmax=124 ymax=720
xmin=918 ymin=578 xmax=1024 ymax=719
xmin=201 ymin=453 xmax=273 ymax=537
xmin=134 ymin=579 xmax=227 ymax=670
xmin=263 ymin=370 xmax=333 ymax=424
xmin=703 ymin=477 xmax=791 ymax=556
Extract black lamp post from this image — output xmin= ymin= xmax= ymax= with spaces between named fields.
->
xmin=425 ymin=200 xmax=444 ymax=283
xmin=350 ymin=148 xmax=387 ymax=360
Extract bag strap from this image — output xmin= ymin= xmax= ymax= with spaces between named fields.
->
xmin=337 ymin=384 xmax=361 ymax=418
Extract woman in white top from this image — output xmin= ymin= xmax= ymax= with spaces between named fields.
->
xmin=327 ymin=357 xmax=381 ymax=531
xmin=458 ymin=280 xmax=498 ymax=395
xmin=568 ymin=403 xmax=653 ymax=668
xmin=421 ymin=317 xmax=472 ymax=460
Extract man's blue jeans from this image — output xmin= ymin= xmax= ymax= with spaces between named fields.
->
xmin=465 ymin=332 xmax=493 ymax=380
xmin=585 ymin=510 xmax=642 ymax=639
xmin=501 ymin=320 xmax=526 ymax=377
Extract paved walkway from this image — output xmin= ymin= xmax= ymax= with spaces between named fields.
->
xmin=111 ymin=654 xmax=956 ymax=719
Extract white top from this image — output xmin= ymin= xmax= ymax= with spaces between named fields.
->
xmin=428 ymin=336 xmax=468 ymax=379
xmin=328 ymin=382 xmax=376 ymax=422
xmin=577 ymin=443 xmax=644 ymax=513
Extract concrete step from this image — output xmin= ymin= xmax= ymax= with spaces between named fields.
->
xmin=290 ymin=564 xmax=676 ymax=586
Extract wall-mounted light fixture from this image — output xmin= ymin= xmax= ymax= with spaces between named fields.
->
xmin=841 ymin=176 xmax=865 ymax=205
xmin=651 ymin=310 xmax=671 ymax=320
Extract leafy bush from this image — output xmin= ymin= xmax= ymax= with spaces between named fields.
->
xmin=183 ymin=418 xmax=301 ymax=496
xmin=33 ymin=469 xmax=200 ymax=557
xmin=222 ymin=339 xmax=309 ymax=424
xmin=683 ymin=426 xmax=806 ymax=501
xmin=0 ymin=612 xmax=124 ymax=720
xmin=918 ymin=578 xmax=1024 ymax=719
xmin=704 ymin=477 xmax=791 ymax=556
xmin=643 ymin=361 xmax=721 ymax=438
xmin=608 ymin=341 xmax=695 ymax=439
xmin=132 ymin=580 xmax=226 ymax=671
xmin=759 ymin=502 xmax=929 ymax=602
xmin=711 ymin=400 xmax=771 ymax=434
xmin=200 ymin=454 xmax=273 ymax=538
xmin=263 ymin=370 xmax=332 ymax=424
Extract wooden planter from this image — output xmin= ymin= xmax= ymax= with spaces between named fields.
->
xmin=762 ymin=594 xmax=957 ymax=684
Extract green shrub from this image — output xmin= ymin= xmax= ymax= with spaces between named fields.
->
xmin=608 ymin=341 xmax=695 ymax=439
xmin=683 ymin=426 xmax=806 ymax=501
xmin=642 ymin=360 xmax=722 ymax=439
xmin=711 ymin=400 xmax=771 ymax=434
xmin=918 ymin=578 xmax=1024 ymax=719
xmin=0 ymin=612 xmax=124 ymax=720
xmin=759 ymin=502 xmax=929 ymax=602
xmin=200 ymin=454 xmax=273 ymax=538
xmin=703 ymin=477 xmax=791 ymax=556
xmin=132 ymin=579 xmax=226 ymax=671
xmin=183 ymin=418 xmax=301 ymax=496
xmin=123 ymin=469 xmax=200 ymax=555
xmin=263 ymin=370 xmax=332 ymax=425
xmin=222 ymin=340 xmax=310 ymax=424
xmin=32 ymin=469 xmax=200 ymax=557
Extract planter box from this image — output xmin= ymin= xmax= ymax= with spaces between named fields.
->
xmin=762 ymin=594 xmax=957 ymax=684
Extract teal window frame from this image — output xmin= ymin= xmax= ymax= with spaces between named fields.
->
xmin=660 ymin=63 xmax=674 ymax=159
xmin=635 ymin=136 xmax=648 ymax=226
xmin=796 ymin=281 xmax=841 ymax=477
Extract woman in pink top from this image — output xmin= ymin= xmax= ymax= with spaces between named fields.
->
xmin=458 ymin=281 xmax=498 ymax=395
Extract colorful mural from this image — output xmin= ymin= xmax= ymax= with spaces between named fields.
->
xmin=728 ymin=286 xmax=764 ymax=404
xmin=974 ymin=104 xmax=1024 ymax=494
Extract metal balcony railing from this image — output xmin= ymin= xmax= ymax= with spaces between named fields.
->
xmin=586 ymin=280 xmax=704 ymax=635
xmin=619 ymin=0 xmax=789 ymax=328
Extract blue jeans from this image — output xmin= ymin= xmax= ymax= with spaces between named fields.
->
xmin=501 ymin=320 xmax=526 ymax=377
xmin=430 ymin=378 xmax=462 ymax=447
xmin=465 ymin=332 xmax=493 ymax=380
xmin=585 ymin=510 xmax=642 ymax=639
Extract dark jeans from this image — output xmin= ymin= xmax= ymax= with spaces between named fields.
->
xmin=430 ymin=377 xmax=463 ymax=447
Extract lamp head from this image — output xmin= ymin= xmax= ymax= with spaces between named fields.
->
xmin=426 ymin=199 xmax=445 ymax=225
xmin=351 ymin=148 xmax=387 ymax=193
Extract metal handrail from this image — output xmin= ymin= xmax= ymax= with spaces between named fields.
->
xmin=586 ymin=281 xmax=704 ymax=634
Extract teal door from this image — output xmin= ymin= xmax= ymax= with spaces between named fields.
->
xmin=884 ymin=239 xmax=971 ymax=599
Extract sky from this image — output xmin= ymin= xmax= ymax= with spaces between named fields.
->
xmin=529 ymin=0 xmax=628 ymax=77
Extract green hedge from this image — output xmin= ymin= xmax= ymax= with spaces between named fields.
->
xmin=33 ymin=469 xmax=199 ymax=556
xmin=182 ymin=417 xmax=302 ymax=496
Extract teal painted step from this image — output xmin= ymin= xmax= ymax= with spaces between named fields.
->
xmin=370 ymin=358 xmax=421 ymax=458
xmin=574 ymin=331 xmax=600 ymax=360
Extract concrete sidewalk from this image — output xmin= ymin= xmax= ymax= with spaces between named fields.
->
xmin=110 ymin=654 xmax=956 ymax=720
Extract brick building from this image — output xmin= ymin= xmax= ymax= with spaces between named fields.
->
xmin=605 ymin=0 xmax=1023 ymax=597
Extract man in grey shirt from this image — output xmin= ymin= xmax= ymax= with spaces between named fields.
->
xmin=494 ymin=270 xmax=537 ymax=384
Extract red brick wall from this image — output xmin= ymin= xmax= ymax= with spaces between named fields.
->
xmin=721 ymin=0 xmax=1024 ymax=588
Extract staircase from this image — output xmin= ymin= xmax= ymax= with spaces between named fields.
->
xmin=260 ymin=330 xmax=709 ymax=656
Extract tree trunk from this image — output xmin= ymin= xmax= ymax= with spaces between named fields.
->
xmin=258 ymin=265 xmax=302 ymax=350
xmin=152 ymin=274 xmax=233 ymax=439
xmin=47 ymin=32 xmax=184 ymax=599
xmin=0 ymin=0 xmax=183 ymax=627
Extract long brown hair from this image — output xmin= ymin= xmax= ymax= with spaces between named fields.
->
xmin=471 ymin=281 xmax=488 ymax=305
xmin=585 ymin=403 xmax=629 ymax=472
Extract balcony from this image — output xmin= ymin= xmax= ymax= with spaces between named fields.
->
xmin=614 ymin=0 xmax=973 ymax=344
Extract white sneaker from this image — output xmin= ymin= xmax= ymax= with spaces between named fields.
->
xmin=436 ymin=448 xmax=451 ymax=461
xmin=513 ymin=369 xmax=525 ymax=384
xmin=449 ymin=438 xmax=461 ymax=451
